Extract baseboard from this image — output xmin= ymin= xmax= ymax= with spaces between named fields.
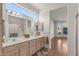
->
xmin=54 ymin=37 xmax=67 ymax=39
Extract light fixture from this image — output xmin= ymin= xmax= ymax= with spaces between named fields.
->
xmin=16 ymin=13 xmax=20 ymax=16
xmin=7 ymin=10 xmax=11 ymax=14
xmin=12 ymin=11 xmax=16 ymax=15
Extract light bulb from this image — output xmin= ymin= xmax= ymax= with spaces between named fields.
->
xmin=12 ymin=11 xmax=16 ymax=15
xmin=16 ymin=13 xmax=20 ymax=16
xmin=8 ymin=10 xmax=11 ymax=13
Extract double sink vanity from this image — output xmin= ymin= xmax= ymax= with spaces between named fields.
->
xmin=3 ymin=36 xmax=47 ymax=56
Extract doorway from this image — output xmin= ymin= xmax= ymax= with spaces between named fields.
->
xmin=49 ymin=6 xmax=68 ymax=56
xmin=54 ymin=21 xmax=68 ymax=38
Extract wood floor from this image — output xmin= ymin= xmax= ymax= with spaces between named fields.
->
xmin=48 ymin=37 xmax=68 ymax=56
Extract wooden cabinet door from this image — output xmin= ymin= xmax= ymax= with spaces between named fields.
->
xmin=29 ymin=39 xmax=37 ymax=55
xmin=4 ymin=50 xmax=19 ymax=56
xmin=3 ymin=44 xmax=19 ymax=56
xmin=19 ymin=42 xmax=29 ymax=56
xmin=37 ymin=38 xmax=41 ymax=51
xmin=19 ymin=47 xmax=28 ymax=56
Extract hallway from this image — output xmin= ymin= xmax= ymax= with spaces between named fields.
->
xmin=48 ymin=37 xmax=68 ymax=56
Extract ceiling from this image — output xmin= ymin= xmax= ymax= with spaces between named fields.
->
xmin=30 ymin=3 xmax=67 ymax=21
xmin=30 ymin=3 xmax=68 ymax=11
xmin=50 ymin=6 xmax=67 ymax=21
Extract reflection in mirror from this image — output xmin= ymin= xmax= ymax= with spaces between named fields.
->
xmin=3 ymin=3 xmax=38 ymax=42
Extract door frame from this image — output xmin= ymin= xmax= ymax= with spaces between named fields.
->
xmin=75 ymin=13 xmax=78 ymax=56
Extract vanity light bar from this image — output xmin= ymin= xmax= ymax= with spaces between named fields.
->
xmin=7 ymin=10 xmax=20 ymax=16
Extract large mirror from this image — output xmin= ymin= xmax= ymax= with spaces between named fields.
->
xmin=3 ymin=3 xmax=38 ymax=42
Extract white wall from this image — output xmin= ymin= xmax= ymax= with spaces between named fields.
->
xmin=49 ymin=20 xmax=54 ymax=49
xmin=39 ymin=10 xmax=50 ymax=36
xmin=67 ymin=4 xmax=78 ymax=56
xmin=50 ymin=20 xmax=54 ymax=39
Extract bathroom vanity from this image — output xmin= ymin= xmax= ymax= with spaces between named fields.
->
xmin=3 ymin=36 xmax=47 ymax=56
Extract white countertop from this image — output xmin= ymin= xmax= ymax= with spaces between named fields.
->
xmin=2 ymin=35 xmax=44 ymax=48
